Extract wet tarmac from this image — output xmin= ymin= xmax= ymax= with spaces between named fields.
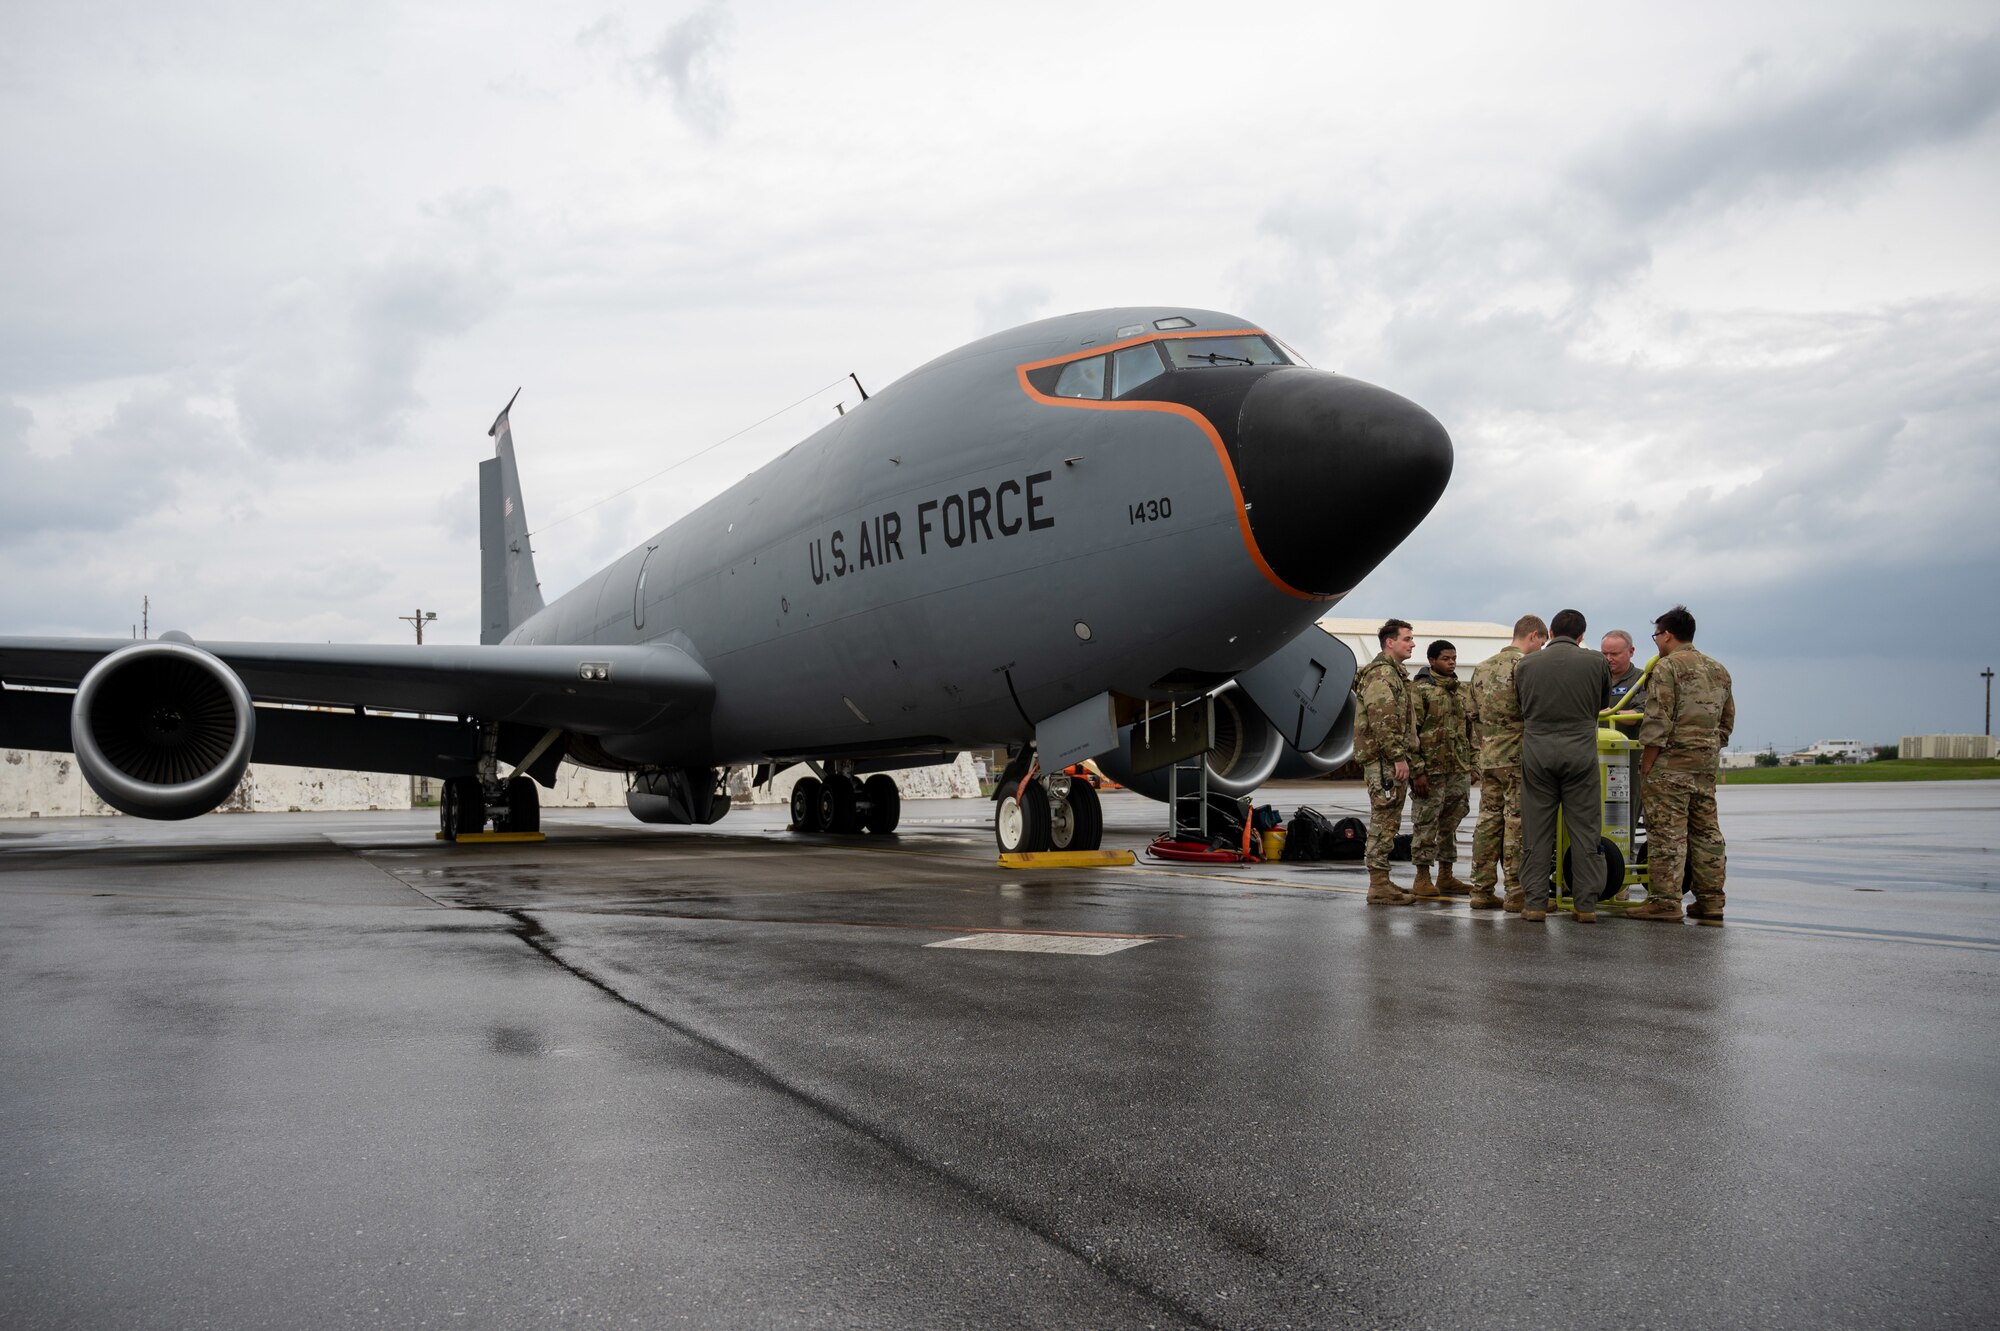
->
xmin=1 ymin=780 xmax=1995 ymax=1329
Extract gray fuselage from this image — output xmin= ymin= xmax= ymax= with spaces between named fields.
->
xmin=501 ymin=307 xmax=1452 ymax=768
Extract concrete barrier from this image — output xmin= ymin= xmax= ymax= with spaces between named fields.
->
xmin=4 ymin=750 xmax=984 ymax=818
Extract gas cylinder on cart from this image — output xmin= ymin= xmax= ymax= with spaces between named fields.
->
xmin=1598 ymin=725 xmax=1639 ymax=899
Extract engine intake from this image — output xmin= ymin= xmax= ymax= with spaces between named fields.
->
xmin=1098 ymin=683 xmax=1286 ymax=801
xmin=71 ymin=641 xmax=255 ymax=820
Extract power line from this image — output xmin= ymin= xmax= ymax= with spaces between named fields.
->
xmin=528 ymin=376 xmax=853 ymax=538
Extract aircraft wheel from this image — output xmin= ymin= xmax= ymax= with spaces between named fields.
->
xmin=995 ymin=780 xmax=1051 ymax=854
xmin=441 ymin=776 xmax=484 ymax=840
xmin=820 ymin=776 xmax=860 ymax=833
xmin=790 ymin=777 xmax=822 ymax=831
xmin=862 ymin=774 xmax=901 ymax=834
xmin=1047 ymin=776 xmax=1103 ymax=852
xmin=505 ymin=777 xmax=540 ymax=834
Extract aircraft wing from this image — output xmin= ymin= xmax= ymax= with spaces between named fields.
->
xmin=0 ymin=637 xmax=713 ymax=736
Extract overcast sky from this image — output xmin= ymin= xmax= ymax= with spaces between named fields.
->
xmin=4 ymin=1 xmax=1997 ymax=751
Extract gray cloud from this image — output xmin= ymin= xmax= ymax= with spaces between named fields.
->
xmin=1576 ymin=30 xmax=2000 ymax=224
xmin=640 ymin=2 xmax=733 ymax=140
xmin=233 ymin=254 xmax=501 ymax=459
xmin=1245 ymin=29 xmax=2000 ymax=750
xmin=0 ymin=384 xmax=242 ymax=544
xmin=973 ymin=282 xmax=1053 ymax=336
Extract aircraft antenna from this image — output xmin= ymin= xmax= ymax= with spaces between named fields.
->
xmin=527 ymin=375 xmax=850 ymax=538
xmin=849 ymin=372 xmax=868 ymax=401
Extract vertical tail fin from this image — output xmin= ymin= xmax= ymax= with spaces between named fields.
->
xmin=480 ymin=389 xmax=546 ymax=645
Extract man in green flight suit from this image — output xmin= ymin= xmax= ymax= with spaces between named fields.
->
xmin=1469 ymin=615 xmax=1547 ymax=911
xmin=1631 ymin=605 xmax=1736 ymax=923
xmin=1514 ymin=608 xmax=1613 ymax=923
xmin=1353 ymin=619 xmax=1426 ymax=905
xmin=1411 ymin=640 xmax=1480 ymax=902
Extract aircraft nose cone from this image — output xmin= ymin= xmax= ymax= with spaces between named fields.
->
xmin=1234 ymin=370 xmax=1453 ymax=597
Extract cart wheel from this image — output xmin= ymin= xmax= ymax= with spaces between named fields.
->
xmin=1562 ymin=838 xmax=1626 ymax=899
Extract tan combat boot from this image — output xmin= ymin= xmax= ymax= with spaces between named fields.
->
xmin=1436 ymin=864 xmax=1473 ymax=896
xmin=1366 ymin=868 xmax=1415 ymax=905
xmin=1520 ymin=907 xmax=1547 ymax=922
xmin=1411 ymin=866 xmax=1441 ymax=898
xmin=1626 ymin=898 xmax=1685 ymax=922
xmin=1686 ymin=896 xmax=1725 ymax=925
xmin=1502 ymin=888 xmax=1525 ymax=914
xmin=1468 ymin=889 xmax=1506 ymax=911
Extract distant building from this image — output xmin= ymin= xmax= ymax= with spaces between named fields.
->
xmin=1319 ymin=618 xmax=1514 ymax=672
xmin=1899 ymin=734 xmax=2000 ymax=760
xmin=1806 ymin=739 xmax=1870 ymax=763
xmin=1719 ymin=751 xmax=1763 ymax=770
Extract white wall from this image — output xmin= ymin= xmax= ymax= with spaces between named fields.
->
xmin=3 ymin=749 xmax=984 ymax=818
xmin=0 ymin=750 xmax=412 ymax=818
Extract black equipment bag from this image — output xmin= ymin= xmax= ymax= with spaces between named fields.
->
xmin=1283 ymin=806 xmax=1332 ymax=861
xmin=1322 ymin=816 xmax=1367 ymax=861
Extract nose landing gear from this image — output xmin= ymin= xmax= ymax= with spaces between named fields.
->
xmin=995 ymin=766 xmax=1104 ymax=853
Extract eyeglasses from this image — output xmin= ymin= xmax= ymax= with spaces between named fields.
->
xmin=1651 ymin=629 xmax=1668 ymax=639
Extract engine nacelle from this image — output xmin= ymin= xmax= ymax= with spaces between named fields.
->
xmin=71 ymin=640 xmax=256 ymax=820
xmin=1098 ymin=683 xmax=1287 ymax=801
xmin=1271 ymin=694 xmax=1357 ymax=778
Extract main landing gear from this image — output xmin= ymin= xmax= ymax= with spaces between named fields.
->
xmin=439 ymin=774 xmax=540 ymax=839
xmin=438 ymin=724 xmax=542 ymax=841
xmin=789 ymin=770 xmax=902 ymax=835
xmin=995 ymin=769 xmax=1103 ymax=854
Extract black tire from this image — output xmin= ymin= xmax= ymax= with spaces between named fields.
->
xmin=862 ymin=774 xmax=901 ymax=834
xmin=506 ymin=777 xmax=540 ymax=834
xmin=442 ymin=775 xmax=484 ymax=840
xmin=820 ymin=776 xmax=860 ymax=834
xmin=790 ymin=776 xmax=822 ymax=831
xmin=1562 ymin=837 xmax=1626 ymax=899
xmin=995 ymin=780 xmax=1051 ymax=854
xmin=1048 ymin=776 xmax=1102 ymax=851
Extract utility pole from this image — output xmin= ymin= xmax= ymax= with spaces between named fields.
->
xmin=1983 ymin=667 xmax=1993 ymax=737
xmin=399 ymin=610 xmax=439 ymax=806
xmin=399 ymin=609 xmax=437 ymax=645
xmin=142 ymin=595 xmax=149 ymax=640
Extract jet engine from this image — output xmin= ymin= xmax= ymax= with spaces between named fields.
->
xmin=1270 ymin=694 xmax=1357 ymax=778
xmin=70 ymin=640 xmax=256 ymax=820
xmin=1097 ymin=683 xmax=1287 ymax=801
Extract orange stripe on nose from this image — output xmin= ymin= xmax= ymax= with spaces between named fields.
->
xmin=1015 ymin=331 xmax=1327 ymax=602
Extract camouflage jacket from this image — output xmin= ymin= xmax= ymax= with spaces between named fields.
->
xmin=1637 ymin=646 xmax=1735 ymax=771
xmin=1470 ymin=645 xmax=1527 ymax=769
xmin=1415 ymin=673 xmax=1475 ymax=776
xmin=1353 ymin=651 xmax=1421 ymax=771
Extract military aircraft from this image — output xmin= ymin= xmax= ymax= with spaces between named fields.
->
xmin=0 ymin=307 xmax=1451 ymax=851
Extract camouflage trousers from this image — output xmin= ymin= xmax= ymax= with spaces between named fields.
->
xmin=1644 ymin=768 xmax=1726 ymax=907
xmin=1471 ymin=765 xmax=1524 ymax=891
xmin=1411 ymin=770 xmax=1471 ymax=868
xmin=1364 ymin=758 xmax=1409 ymax=871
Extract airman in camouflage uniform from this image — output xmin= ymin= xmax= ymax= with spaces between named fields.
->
xmin=1411 ymin=640 xmax=1476 ymax=900
xmin=1470 ymin=615 xmax=1548 ymax=911
xmin=1353 ymin=619 xmax=1423 ymax=905
xmin=1632 ymin=605 xmax=1735 ymax=923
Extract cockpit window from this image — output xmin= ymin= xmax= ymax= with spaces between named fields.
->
xmin=1163 ymin=334 xmax=1292 ymax=368
xmin=1054 ymin=355 xmax=1106 ymax=399
xmin=1112 ymin=342 xmax=1166 ymax=396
